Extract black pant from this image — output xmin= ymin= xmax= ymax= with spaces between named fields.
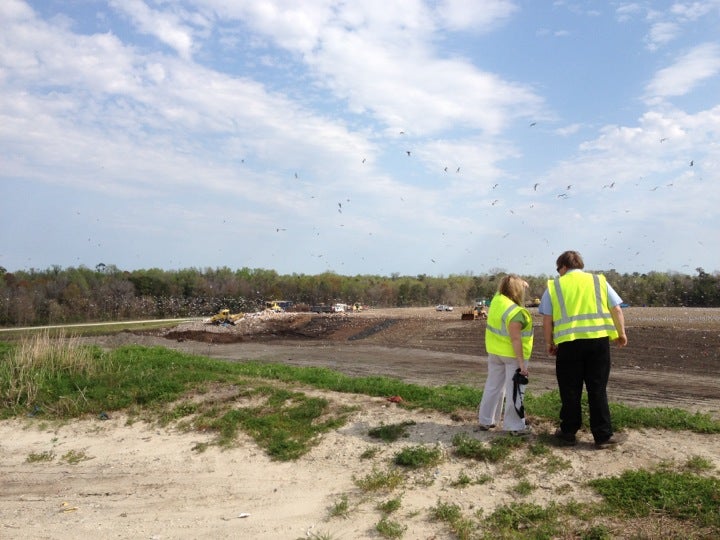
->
xmin=555 ymin=337 xmax=613 ymax=443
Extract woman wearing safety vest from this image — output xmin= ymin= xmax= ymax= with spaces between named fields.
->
xmin=477 ymin=274 xmax=534 ymax=435
xmin=539 ymin=250 xmax=628 ymax=449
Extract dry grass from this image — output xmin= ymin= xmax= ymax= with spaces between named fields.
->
xmin=0 ymin=330 xmax=99 ymax=407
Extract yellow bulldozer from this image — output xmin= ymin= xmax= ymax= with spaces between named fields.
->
xmin=206 ymin=308 xmax=244 ymax=325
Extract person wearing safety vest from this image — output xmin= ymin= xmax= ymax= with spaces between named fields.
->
xmin=539 ymin=250 xmax=628 ymax=449
xmin=477 ymin=274 xmax=534 ymax=434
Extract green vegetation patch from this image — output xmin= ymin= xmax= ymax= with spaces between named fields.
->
xmin=482 ymin=501 xmax=563 ymax=538
xmin=368 ymin=420 xmax=416 ymax=442
xmin=452 ymin=432 xmax=526 ymax=462
xmin=393 ymin=444 xmax=442 ymax=469
xmin=589 ymin=469 xmax=720 ymax=527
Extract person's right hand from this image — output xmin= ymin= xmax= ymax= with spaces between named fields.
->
xmin=614 ymin=335 xmax=628 ymax=347
xmin=547 ymin=343 xmax=557 ymax=356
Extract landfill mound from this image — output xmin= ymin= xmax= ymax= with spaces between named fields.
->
xmin=163 ymin=311 xmax=380 ymax=344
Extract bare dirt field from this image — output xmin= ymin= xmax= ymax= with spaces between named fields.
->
xmin=123 ymin=306 xmax=720 ymax=414
xmin=2 ymin=307 xmax=719 ymax=539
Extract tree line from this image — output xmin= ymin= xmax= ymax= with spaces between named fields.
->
xmin=1 ymin=264 xmax=718 ymax=326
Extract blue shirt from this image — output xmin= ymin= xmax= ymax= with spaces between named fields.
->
xmin=538 ymin=270 xmax=623 ymax=315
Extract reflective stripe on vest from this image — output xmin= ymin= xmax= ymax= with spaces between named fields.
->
xmin=548 ymin=272 xmax=618 ymax=343
xmin=485 ymin=294 xmax=534 ymax=359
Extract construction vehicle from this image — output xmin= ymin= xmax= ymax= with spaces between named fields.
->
xmin=461 ymin=304 xmax=488 ymax=320
xmin=265 ymin=300 xmax=293 ymax=312
xmin=206 ymin=308 xmax=244 ymax=325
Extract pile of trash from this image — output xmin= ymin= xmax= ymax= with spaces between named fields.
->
xmin=164 ymin=310 xmax=315 ymax=342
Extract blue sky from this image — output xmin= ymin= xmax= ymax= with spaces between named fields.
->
xmin=1 ymin=0 xmax=719 ymax=277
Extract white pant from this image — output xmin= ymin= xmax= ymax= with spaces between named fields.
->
xmin=478 ymin=353 xmax=526 ymax=431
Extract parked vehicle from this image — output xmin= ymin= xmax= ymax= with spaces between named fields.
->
xmin=310 ymin=304 xmax=333 ymax=313
xmin=436 ymin=304 xmax=454 ymax=311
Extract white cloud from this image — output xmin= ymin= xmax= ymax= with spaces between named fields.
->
xmin=203 ymin=2 xmax=543 ymax=135
xmin=109 ymin=0 xmax=197 ymax=60
xmin=645 ymin=42 xmax=720 ymax=100
xmin=615 ymin=3 xmax=643 ymax=23
xmin=434 ymin=0 xmax=518 ymax=31
xmin=645 ymin=21 xmax=680 ymax=51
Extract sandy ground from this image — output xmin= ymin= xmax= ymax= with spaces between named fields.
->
xmin=2 ymin=396 xmax=719 ymax=539
xmin=2 ymin=307 xmax=720 ymax=539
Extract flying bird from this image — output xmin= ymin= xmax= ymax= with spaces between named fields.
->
xmin=406 ymin=150 xmax=411 ymax=156
xmin=529 ymin=122 xmax=537 ymax=127
xmin=690 ymin=160 xmax=694 ymax=167
xmin=533 ymin=183 xmax=539 ymax=191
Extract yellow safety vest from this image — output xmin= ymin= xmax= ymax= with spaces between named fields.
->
xmin=485 ymin=294 xmax=534 ymax=359
xmin=547 ymin=271 xmax=618 ymax=344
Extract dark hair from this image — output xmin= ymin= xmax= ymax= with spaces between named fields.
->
xmin=556 ymin=250 xmax=584 ymax=270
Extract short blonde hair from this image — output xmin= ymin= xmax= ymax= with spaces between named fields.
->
xmin=498 ymin=274 xmax=527 ymax=306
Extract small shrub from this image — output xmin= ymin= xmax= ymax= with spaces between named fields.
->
xmin=61 ymin=449 xmax=93 ymax=464
xmin=684 ymin=455 xmax=714 ymax=473
xmin=484 ymin=502 xmax=561 ymax=536
xmin=328 ymin=494 xmax=350 ymax=518
xmin=377 ymin=496 xmax=402 ymax=515
xmin=360 ymin=446 xmax=380 ymax=460
xmin=26 ymin=450 xmax=55 ymax=463
xmin=393 ymin=444 xmax=442 ymax=469
xmin=430 ymin=499 xmax=462 ymax=523
xmin=353 ymin=467 xmax=404 ymax=492
xmin=375 ymin=516 xmax=406 ymax=538
xmin=513 ymin=479 xmax=536 ymax=496
xmin=368 ymin=421 xmax=416 ymax=442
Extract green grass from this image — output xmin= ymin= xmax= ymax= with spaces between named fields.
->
xmin=2 ymin=337 xmax=720 ymax=538
xmin=354 ymin=467 xmax=405 ymax=492
xmin=589 ymin=468 xmax=720 ymax=527
xmin=328 ymin=494 xmax=350 ymax=518
xmin=26 ymin=450 xmax=55 ymax=463
xmin=377 ymin=495 xmax=402 ymax=515
xmin=368 ymin=420 xmax=416 ymax=442
xmin=429 ymin=500 xmax=476 ymax=540
xmin=452 ymin=432 xmax=526 ymax=462
xmin=393 ymin=444 xmax=442 ymax=469
xmin=375 ymin=516 xmax=407 ymax=538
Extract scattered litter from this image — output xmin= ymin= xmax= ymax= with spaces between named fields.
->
xmin=60 ymin=502 xmax=78 ymax=513
xmin=222 ymin=512 xmax=251 ymax=521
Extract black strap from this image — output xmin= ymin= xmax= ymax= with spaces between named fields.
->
xmin=512 ymin=369 xmax=528 ymax=419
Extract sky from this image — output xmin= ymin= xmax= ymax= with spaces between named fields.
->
xmin=1 ymin=0 xmax=719 ymax=278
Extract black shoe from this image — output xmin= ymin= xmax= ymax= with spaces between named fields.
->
xmin=553 ymin=429 xmax=577 ymax=446
xmin=475 ymin=424 xmax=496 ymax=432
xmin=594 ymin=433 xmax=628 ymax=449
